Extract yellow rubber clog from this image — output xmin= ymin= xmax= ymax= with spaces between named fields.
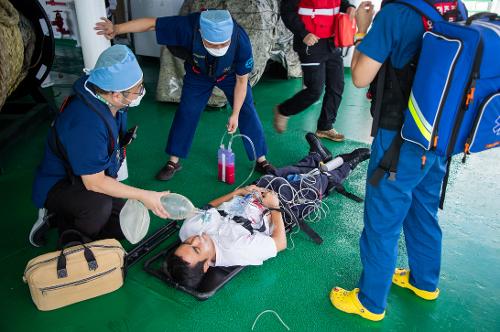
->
xmin=329 ymin=287 xmax=385 ymax=322
xmin=392 ymin=268 xmax=440 ymax=300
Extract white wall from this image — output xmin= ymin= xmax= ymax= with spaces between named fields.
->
xmin=493 ymin=0 xmax=500 ymax=13
xmin=130 ymin=0 xmax=184 ymax=57
xmin=38 ymin=0 xmax=81 ymax=44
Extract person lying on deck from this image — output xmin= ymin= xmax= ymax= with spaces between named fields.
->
xmin=164 ymin=133 xmax=370 ymax=288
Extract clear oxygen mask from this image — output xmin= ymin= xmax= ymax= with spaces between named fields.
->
xmin=160 ymin=193 xmax=197 ymax=220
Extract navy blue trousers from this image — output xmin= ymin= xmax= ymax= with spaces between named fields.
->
xmin=255 ymin=153 xmax=351 ymax=221
xmin=165 ymin=71 xmax=267 ymax=160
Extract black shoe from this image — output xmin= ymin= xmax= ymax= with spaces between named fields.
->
xmin=156 ymin=161 xmax=182 ymax=181
xmin=29 ymin=209 xmax=52 ymax=247
xmin=255 ymin=160 xmax=276 ymax=175
xmin=306 ymin=132 xmax=332 ymax=162
xmin=339 ymin=148 xmax=371 ymax=170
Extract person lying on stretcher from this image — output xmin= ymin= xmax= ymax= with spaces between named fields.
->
xmin=164 ymin=133 xmax=370 ymax=289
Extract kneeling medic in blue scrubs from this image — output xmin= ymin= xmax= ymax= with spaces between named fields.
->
xmin=30 ymin=45 xmax=170 ymax=247
xmin=95 ymin=10 xmax=276 ymax=181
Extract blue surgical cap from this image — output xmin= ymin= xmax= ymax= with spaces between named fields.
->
xmin=199 ymin=10 xmax=233 ymax=44
xmin=88 ymin=45 xmax=143 ymax=92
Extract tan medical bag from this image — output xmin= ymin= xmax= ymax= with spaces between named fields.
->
xmin=23 ymin=238 xmax=125 ymax=311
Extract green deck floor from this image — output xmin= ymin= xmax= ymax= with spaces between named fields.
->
xmin=0 ymin=42 xmax=499 ymax=331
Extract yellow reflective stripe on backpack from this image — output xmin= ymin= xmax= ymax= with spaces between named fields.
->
xmin=408 ymin=92 xmax=432 ymax=141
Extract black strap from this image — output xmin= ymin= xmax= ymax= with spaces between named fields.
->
xmin=371 ymin=62 xmax=388 ymax=137
xmin=297 ymin=219 xmax=323 ymax=245
xmin=439 ymin=157 xmax=452 ymax=210
xmin=465 ymin=12 xmax=497 ymax=25
xmin=75 ymin=90 xmax=117 ymax=154
xmin=335 ymin=185 xmax=364 ymax=203
xmin=279 ymin=203 xmax=323 ymax=245
xmin=369 ymin=135 xmax=404 ymax=186
xmin=49 ymin=92 xmax=120 ymax=180
xmin=50 ymin=124 xmax=77 ymax=183
xmin=217 ymin=210 xmax=260 ymax=235
xmin=218 ymin=202 xmax=324 ymax=245
xmin=341 ymin=46 xmax=351 ymax=58
xmin=58 ymin=229 xmax=91 ymax=248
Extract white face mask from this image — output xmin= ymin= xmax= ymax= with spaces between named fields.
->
xmin=120 ymin=87 xmax=146 ymax=108
xmin=205 ymin=45 xmax=230 ymax=57
xmin=84 ymin=79 xmax=146 ymax=108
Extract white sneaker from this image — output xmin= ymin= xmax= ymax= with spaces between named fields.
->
xmin=29 ymin=208 xmax=50 ymax=247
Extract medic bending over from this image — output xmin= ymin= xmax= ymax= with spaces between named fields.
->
xmin=95 ymin=10 xmax=276 ymax=181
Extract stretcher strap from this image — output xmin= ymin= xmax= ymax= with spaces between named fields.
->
xmin=280 ymin=201 xmax=323 ymax=245
xmin=335 ymin=185 xmax=363 ymax=203
xmin=297 ymin=219 xmax=323 ymax=245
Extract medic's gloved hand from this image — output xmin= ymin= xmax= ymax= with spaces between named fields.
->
xmin=121 ymin=125 xmax=138 ymax=147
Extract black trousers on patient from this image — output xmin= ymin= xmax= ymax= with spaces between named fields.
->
xmin=45 ymin=179 xmax=125 ymax=241
xmin=255 ymin=153 xmax=351 ymax=222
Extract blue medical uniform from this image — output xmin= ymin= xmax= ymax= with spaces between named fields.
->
xmin=32 ymin=76 xmax=126 ymax=208
xmin=356 ymin=4 xmax=448 ymax=314
xmin=155 ymin=13 xmax=267 ymax=160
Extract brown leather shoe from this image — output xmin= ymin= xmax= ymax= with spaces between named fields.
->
xmin=273 ymin=105 xmax=289 ymax=133
xmin=316 ymin=128 xmax=345 ymax=142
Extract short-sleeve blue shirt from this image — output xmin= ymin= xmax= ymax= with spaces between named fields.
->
xmin=357 ymin=3 xmax=425 ymax=69
xmin=155 ymin=13 xmax=254 ymax=76
xmin=32 ymin=76 xmax=126 ymax=208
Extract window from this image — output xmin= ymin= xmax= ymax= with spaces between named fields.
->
xmin=462 ymin=0 xmax=496 ymax=15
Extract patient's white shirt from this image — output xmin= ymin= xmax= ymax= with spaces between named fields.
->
xmin=179 ymin=195 xmax=277 ymax=267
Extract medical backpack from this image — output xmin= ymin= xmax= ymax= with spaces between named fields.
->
xmin=370 ymin=0 xmax=499 ymax=207
xmin=396 ymin=1 xmax=500 ymax=159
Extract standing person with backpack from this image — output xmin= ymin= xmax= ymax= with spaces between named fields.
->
xmin=274 ymin=0 xmax=356 ymax=141
xmin=30 ymin=45 xmax=171 ymax=247
xmin=95 ymin=10 xmax=276 ymax=181
xmin=329 ymin=0 xmax=468 ymax=321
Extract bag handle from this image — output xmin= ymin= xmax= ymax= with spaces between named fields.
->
xmin=56 ymin=233 xmax=98 ymax=278
xmin=57 ymin=229 xmax=91 ymax=248
xmin=466 ymin=12 xmax=498 ymax=25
